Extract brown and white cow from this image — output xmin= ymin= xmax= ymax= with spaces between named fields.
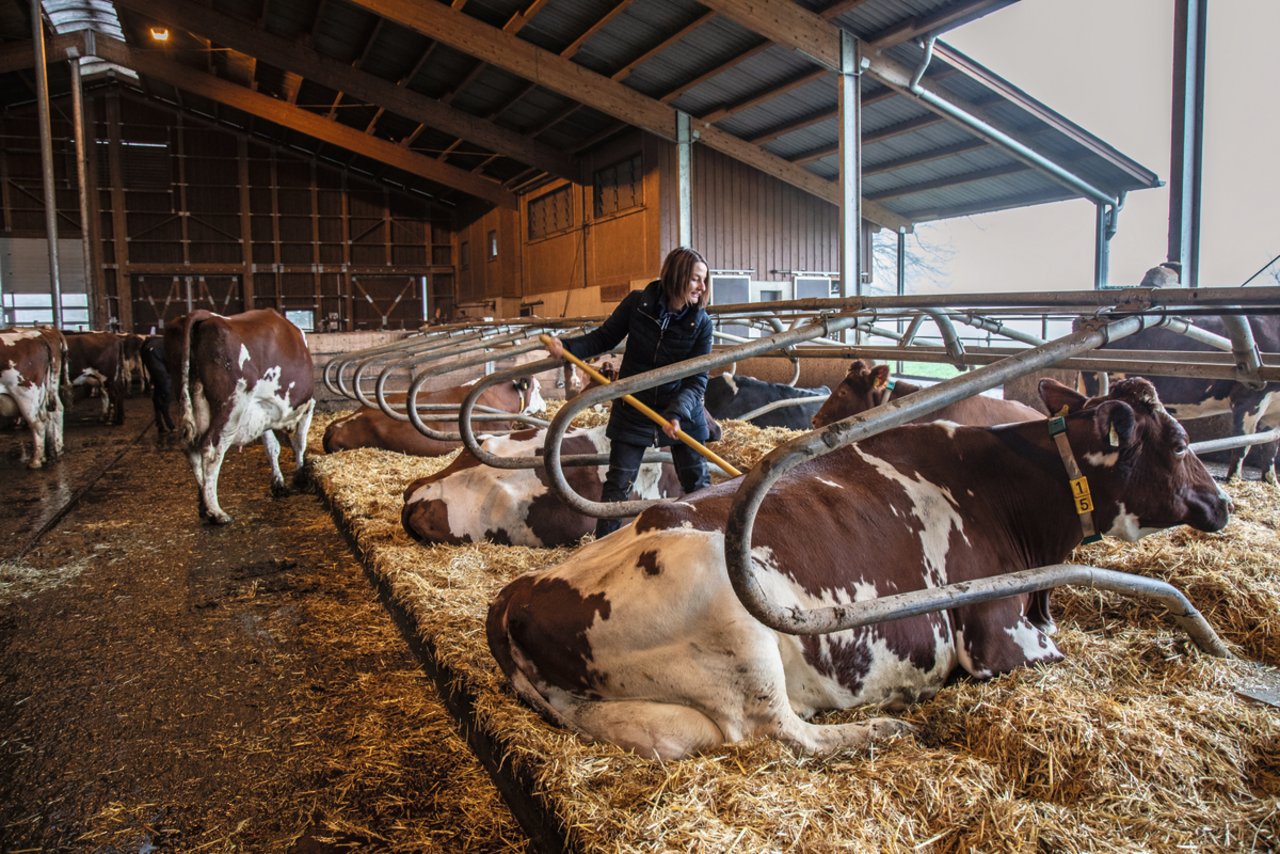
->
xmin=0 ymin=326 xmax=68 ymax=468
xmin=66 ymin=331 xmax=126 ymax=425
xmin=487 ymin=378 xmax=1230 ymax=759
xmin=118 ymin=332 xmax=148 ymax=393
xmin=165 ymin=308 xmax=315 ymax=524
xmin=811 ymin=359 xmax=1043 ymax=429
xmin=322 ymin=378 xmax=544 ymax=456
xmin=402 ymin=424 xmax=683 ymax=548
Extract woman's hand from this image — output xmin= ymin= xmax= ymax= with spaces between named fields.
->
xmin=662 ymin=417 xmax=681 ymax=439
xmin=545 ymin=337 xmax=565 ymax=359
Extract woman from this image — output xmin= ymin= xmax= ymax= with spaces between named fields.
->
xmin=545 ymin=246 xmax=714 ymax=538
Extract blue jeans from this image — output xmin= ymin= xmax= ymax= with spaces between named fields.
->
xmin=595 ymin=439 xmax=710 ymax=538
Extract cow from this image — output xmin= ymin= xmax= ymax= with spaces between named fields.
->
xmin=704 ymin=373 xmax=829 ymax=430
xmin=140 ymin=335 xmax=175 ymax=435
xmin=118 ymin=332 xmax=148 ymax=394
xmin=486 ymin=377 xmax=1231 ymax=760
xmin=322 ymin=377 xmax=545 ymax=456
xmin=402 ymin=424 xmax=683 ymax=548
xmin=1083 ymin=301 xmax=1280 ymax=483
xmin=165 ymin=308 xmax=315 ymax=525
xmin=811 ymin=360 xmax=1043 ymax=429
xmin=0 ymin=326 xmax=68 ymax=468
xmin=65 ymin=331 xmax=126 ymax=425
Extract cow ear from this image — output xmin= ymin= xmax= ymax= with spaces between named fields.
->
xmin=849 ymin=359 xmax=868 ymax=374
xmin=871 ymin=364 xmax=890 ymax=389
xmin=1039 ymin=378 xmax=1087 ymax=415
xmin=1094 ymin=400 xmax=1136 ymax=449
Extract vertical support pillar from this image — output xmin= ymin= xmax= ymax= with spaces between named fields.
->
xmin=238 ymin=137 xmax=255 ymax=309
xmin=676 ymin=110 xmax=693 ymax=248
xmin=1093 ymin=203 xmax=1112 ymax=288
xmin=105 ymin=91 xmax=132 ymax=331
xmin=896 ymin=227 xmax=906 ymax=297
xmin=31 ymin=0 xmax=63 ymax=327
xmin=310 ymin=161 xmax=321 ymax=324
xmin=838 ymin=30 xmax=864 ymax=300
xmin=270 ymin=156 xmax=282 ymax=309
xmin=69 ymin=53 xmax=100 ymax=327
xmin=1168 ymin=0 xmax=1206 ymax=286
xmin=341 ymin=173 xmax=353 ymax=330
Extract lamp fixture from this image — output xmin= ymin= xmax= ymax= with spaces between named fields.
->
xmin=149 ymin=26 xmax=170 ymax=42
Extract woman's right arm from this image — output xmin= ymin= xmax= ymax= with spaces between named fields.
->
xmin=555 ymin=292 xmax=636 ymax=360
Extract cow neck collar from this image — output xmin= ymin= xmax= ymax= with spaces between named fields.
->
xmin=876 ymin=379 xmax=896 ymax=406
xmin=512 ymin=380 xmax=528 ymax=413
xmin=1047 ymin=410 xmax=1102 ymax=545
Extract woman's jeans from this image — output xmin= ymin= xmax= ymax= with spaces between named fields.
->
xmin=595 ymin=439 xmax=710 ymax=538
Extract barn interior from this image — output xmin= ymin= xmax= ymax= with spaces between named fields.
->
xmin=2 ymin=0 xmax=1278 ymax=851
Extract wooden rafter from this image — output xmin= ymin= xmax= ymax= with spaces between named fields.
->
xmin=92 ymin=35 xmax=517 ymax=208
xmin=560 ymin=0 xmax=636 ymax=59
xmin=610 ymin=11 xmax=712 ymax=82
xmin=343 ymin=0 xmax=908 ymax=229
xmin=112 ymin=0 xmax=572 ymax=179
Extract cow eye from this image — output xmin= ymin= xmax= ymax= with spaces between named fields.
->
xmin=1173 ymin=443 xmax=1189 ymax=458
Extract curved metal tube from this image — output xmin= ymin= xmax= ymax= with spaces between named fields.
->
xmin=726 ymin=393 xmax=830 ymax=425
xmin=457 ymin=360 xmax=669 ymax=473
xmin=1217 ymin=312 xmax=1264 ymax=384
xmin=368 ymin=328 xmax=532 ymax=417
xmin=544 ymin=315 xmax=863 ymax=519
xmin=722 ymin=314 xmax=1148 ymax=636
xmin=794 ymin=563 xmax=1229 ymax=657
xmin=921 ymin=309 xmax=966 ymax=365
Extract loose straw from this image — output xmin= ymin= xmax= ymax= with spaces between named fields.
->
xmin=540 ymin=334 xmax=742 ymax=478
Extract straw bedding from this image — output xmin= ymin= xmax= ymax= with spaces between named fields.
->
xmin=309 ymin=409 xmax=1280 ymax=852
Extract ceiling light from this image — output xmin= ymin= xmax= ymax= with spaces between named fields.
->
xmin=149 ymin=27 xmax=170 ymax=42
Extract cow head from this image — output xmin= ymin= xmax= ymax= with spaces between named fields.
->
xmin=1038 ymin=377 xmax=1231 ymax=540
xmin=811 ymin=360 xmax=891 ymax=428
xmin=514 ymin=376 xmax=545 ymax=415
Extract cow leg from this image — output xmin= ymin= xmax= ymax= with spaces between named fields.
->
xmin=199 ymin=440 xmax=234 ymax=524
xmin=263 ymin=430 xmax=289 ymax=496
xmin=289 ymin=399 xmax=315 ymax=488
xmin=45 ymin=378 xmax=64 ymax=460
xmin=20 ymin=402 xmax=48 ymax=469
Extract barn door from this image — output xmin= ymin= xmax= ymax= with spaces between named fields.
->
xmin=131 ymin=274 xmax=244 ymax=334
xmin=351 ymin=275 xmax=425 ymax=330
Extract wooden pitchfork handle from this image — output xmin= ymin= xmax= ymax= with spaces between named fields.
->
xmin=540 ymin=334 xmax=742 ymax=478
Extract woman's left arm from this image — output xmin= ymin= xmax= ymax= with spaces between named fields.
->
xmin=664 ymin=312 xmax=714 ymax=423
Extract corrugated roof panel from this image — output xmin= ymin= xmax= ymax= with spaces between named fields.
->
xmin=714 ymin=77 xmax=839 ymax=139
xmin=515 ymin=0 xmax=621 ymax=53
xmin=667 ymin=45 xmax=816 ymax=117
xmin=356 ymin=22 xmax=430 ymax=83
xmin=310 ymin=3 xmax=378 ymax=64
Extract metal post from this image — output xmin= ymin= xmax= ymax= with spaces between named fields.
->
xmin=69 ymin=56 xmax=97 ymax=327
xmin=676 ymin=110 xmax=693 ymax=248
xmin=31 ymin=0 xmax=63 ymax=328
xmin=838 ymin=31 xmax=863 ymax=300
xmin=1168 ymin=0 xmax=1206 ymax=286
xmin=1093 ymin=203 xmax=1111 ymax=288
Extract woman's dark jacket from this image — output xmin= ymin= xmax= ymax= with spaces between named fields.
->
xmin=561 ymin=279 xmax=714 ymax=447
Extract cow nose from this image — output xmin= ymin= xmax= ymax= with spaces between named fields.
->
xmin=1219 ymin=486 xmax=1234 ymax=514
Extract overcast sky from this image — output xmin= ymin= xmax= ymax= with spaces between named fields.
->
xmin=909 ymin=0 xmax=1279 ymax=292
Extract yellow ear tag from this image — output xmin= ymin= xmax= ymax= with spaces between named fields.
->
xmin=1108 ymin=423 xmax=1120 ymax=447
xmin=1055 ymin=405 xmax=1070 ymax=417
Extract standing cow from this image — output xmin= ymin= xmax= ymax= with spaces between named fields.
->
xmin=65 ymin=331 xmax=126 ymax=425
xmin=811 ymin=360 xmax=1042 ymax=428
xmin=140 ymin=335 xmax=175 ymax=436
xmin=165 ymin=308 xmax=315 ymax=524
xmin=0 ymin=326 xmax=68 ymax=468
xmin=487 ymin=378 xmax=1230 ymax=759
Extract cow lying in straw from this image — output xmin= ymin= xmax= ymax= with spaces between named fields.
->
xmin=487 ymin=378 xmax=1231 ymax=759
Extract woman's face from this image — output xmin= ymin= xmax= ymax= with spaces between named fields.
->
xmin=677 ymin=261 xmax=708 ymax=309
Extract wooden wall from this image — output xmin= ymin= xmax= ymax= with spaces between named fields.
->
xmin=1 ymin=89 xmax=456 ymax=333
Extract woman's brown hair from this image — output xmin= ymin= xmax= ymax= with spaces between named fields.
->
xmin=658 ymin=246 xmax=710 ymax=309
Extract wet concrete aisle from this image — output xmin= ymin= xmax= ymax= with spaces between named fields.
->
xmin=0 ymin=405 xmax=522 ymax=851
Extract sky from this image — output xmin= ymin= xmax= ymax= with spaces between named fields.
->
xmin=905 ymin=0 xmax=1279 ymax=293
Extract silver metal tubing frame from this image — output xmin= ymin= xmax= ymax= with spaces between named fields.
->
xmin=458 ymin=359 xmax=672 ymax=472
xmin=801 ymin=563 xmax=1229 ymax=657
xmin=362 ymin=330 xmax=510 ymax=413
xmin=721 ymin=314 xmax=1150 ymax=636
xmin=323 ymin=328 xmax=484 ymax=399
xmin=545 ymin=314 xmax=863 ymax=520
xmin=1190 ymin=427 xmax=1280 ymax=456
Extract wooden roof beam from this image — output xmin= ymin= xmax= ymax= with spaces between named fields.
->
xmin=560 ymin=0 xmax=637 ymax=59
xmin=345 ymin=0 xmax=907 ymax=229
xmin=91 ymin=35 xmax=517 ymax=208
xmin=112 ymin=0 xmax=572 ymax=179
xmin=610 ymin=11 xmax=712 ymax=82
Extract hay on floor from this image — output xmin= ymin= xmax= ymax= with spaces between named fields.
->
xmin=311 ymin=416 xmax=1280 ymax=852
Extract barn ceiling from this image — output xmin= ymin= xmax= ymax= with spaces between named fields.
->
xmin=0 ymin=0 xmax=1160 ymax=224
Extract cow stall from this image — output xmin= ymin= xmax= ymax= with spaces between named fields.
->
xmin=311 ymin=289 xmax=1280 ymax=851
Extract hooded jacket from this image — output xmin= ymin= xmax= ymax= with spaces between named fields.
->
xmin=562 ymin=279 xmax=713 ymax=447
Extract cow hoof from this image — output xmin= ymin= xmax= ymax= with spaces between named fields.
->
xmin=205 ymin=512 xmax=233 ymax=525
xmin=291 ymin=468 xmax=311 ymax=490
xmin=270 ymin=480 xmax=290 ymax=498
xmin=867 ymin=717 xmax=916 ymax=741
xmin=26 ymin=459 xmax=43 ymax=470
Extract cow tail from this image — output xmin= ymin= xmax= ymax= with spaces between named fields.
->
xmin=52 ymin=333 xmax=71 ymax=410
xmin=178 ymin=310 xmax=211 ymax=446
